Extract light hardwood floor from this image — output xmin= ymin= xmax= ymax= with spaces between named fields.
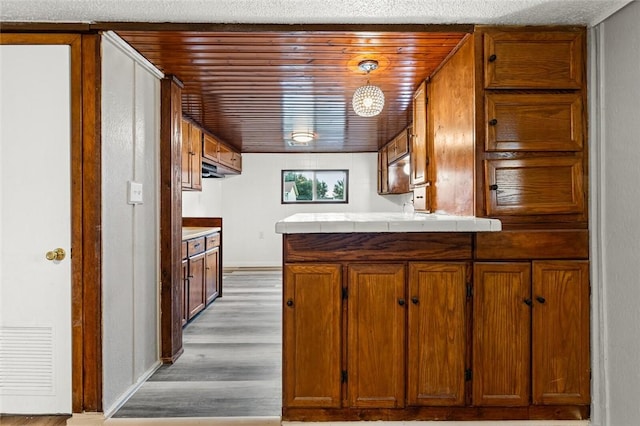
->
xmin=113 ymin=270 xmax=282 ymax=418
xmin=0 ymin=416 xmax=70 ymax=426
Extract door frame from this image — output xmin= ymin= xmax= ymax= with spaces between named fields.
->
xmin=0 ymin=32 xmax=103 ymax=413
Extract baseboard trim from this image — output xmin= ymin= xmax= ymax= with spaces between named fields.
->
xmin=105 ymin=417 xmax=281 ymax=425
xmin=223 ymin=266 xmax=282 ymax=273
xmin=102 ymin=360 xmax=162 ymax=419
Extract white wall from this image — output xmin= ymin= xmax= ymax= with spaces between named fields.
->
xmin=183 ymin=153 xmax=411 ymax=267
xmin=594 ymin=2 xmax=640 ymax=425
xmin=101 ymin=34 xmax=161 ymax=414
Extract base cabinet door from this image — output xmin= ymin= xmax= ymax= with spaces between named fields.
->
xmin=181 ymin=259 xmax=188 ymax=326
xmin=187 ymin=252 xmax=206 ymax=319
xmin=205 ymin=248 xmax=219 ymax=304
xmin=348 ymin=263 xmax=405 ymax=408
xmin=473 ymin=262 xmax=531 ymax=406
xmin=283 ymin=264 xmax=342 ymax=408
xmin=532 ymin=261 xmax=590 ymax=405
xmin=408 ymin=263 xmax=467 ymax=406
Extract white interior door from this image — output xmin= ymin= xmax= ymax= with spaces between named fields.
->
xmin=0 ymin=44 xmax=72 ymax=414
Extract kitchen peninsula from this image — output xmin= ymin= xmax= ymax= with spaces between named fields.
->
xmin=277 ymin=212 xmax=589 ymax=421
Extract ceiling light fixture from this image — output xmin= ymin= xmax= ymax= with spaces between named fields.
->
xmin=352 ymin=59 xmax=385 ymax=117
xmin=291 ymin=131 xmax=315 ymax=144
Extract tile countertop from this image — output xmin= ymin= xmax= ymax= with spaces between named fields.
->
xmin=275 ymin=212 xmax=502 ymax=234
xmin=182 ymin=226 xmax=221 ymax=240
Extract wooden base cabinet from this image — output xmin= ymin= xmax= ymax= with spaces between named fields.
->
xmin=348 ymin=264 xmax=405 ymax=408
xmin=281 ymin=232 xmax=589 ymax=421
xmin=473 ymin=261 xmax=590 ymax=407
xmin=408 ymin=263 xmax=468 ymax=406
xmin=283 ymin=264 xmax=342 ymax=408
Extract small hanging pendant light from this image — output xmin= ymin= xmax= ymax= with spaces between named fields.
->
xmin=352 ymin=60 xmax=385 ymax=117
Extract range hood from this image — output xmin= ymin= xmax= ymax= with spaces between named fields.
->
xmin=202 ymin=162 xmax=225 ymax=179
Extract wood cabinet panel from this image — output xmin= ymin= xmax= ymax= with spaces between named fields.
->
xmin=378 ymin=148 xmax=389 ymax=194
xmin=205 ymin=248 xmax=219 ymax=304
xmin=407 ymin=263 xmax=467 ymax=406
xmin=283 ymin=264 xmax=342 ymax=408
xmin=181 ymin=119 xmax=202 ymax=190
xmin=181 ymin=119 xmax=192 ymax=189
xmin=475 ymin=230 xmax=589 ymax=260
xmin=202 ymin=133 xmax=219 ymax=163
xmin=473 ymin=262 xmax=531 ymax=406
xmin=348 ymin=264 xmax=405 ymax=408
xmin=284 ymin=232 xmax=472 ymax=262
xmin=218 ymin=143 xmax=242 ymax=171
xmin=411 ymin=81 xmax=428 ymax=186
xmin=485 ymin=93 xmax=583 ymax=151
xmin=388 ymin=129 xmax=409 ymax=164
xmin=181 ymin=259 xmax=188 ymax=327
xmin=484 ymin=157 xmax=585 ymax=216
xmin=483 ymin=30 xmax=584 ymax=89
xmin=187 ymin=252 xmax=206 ymax=320
xmin=532 ymin=261 xmax=590 ymax=405
xmin=427 ymin=35 xmax=475 ymax=216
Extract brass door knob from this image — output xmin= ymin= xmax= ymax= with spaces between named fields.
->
xmin=46 ymin=248 xmax=66 ymax=261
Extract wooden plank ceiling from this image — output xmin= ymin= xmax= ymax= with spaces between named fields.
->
xmin=116 ymin=27 xmax=469 ymax=153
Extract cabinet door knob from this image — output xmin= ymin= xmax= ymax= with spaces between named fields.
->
xmin=524 ymin=298 xmax=533 ymax=307
xmin=398 ymin=299 xmax=405 ymax=306
xmin=489 ymin=118 xmax=498 ymax=126
xmin=536 ymin=296 xmax=546 ymax=304
xmin=411 ymin=297 xmax=419 ymax=305
xmin=488 ymin=54 xmax=497 ymax=62
xmin=286 ymin=299 xmax=294 ymax=307
xmin=489 ymin=184 xmax=498 ymax=191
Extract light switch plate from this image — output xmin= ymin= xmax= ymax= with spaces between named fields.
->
xmin=127 ymin=181 xmax=143 ymax=205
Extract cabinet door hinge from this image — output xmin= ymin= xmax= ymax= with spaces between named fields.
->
xmin=341 ymin=370 xmax=348 ymax=383
xmin=465 ymin=369 xmax=472 ymax=381
xmin=466 ymin=283 xmax=473 ymax=299
xmin=342 ymin=287 xmax=348 ymax=300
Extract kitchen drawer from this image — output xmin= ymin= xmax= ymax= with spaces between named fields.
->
xmin=206 ymin=232 xmax=220 ymax=250
xmin=181 ymin=241 xmax=188 ymax=260
xmin=187 ymin=237 xmax=206 ymax=256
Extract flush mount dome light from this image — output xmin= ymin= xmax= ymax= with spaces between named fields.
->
xmin=291 ymin=131 xmax=315 ymax=144
xmin=352 ymin=59 xmax=385 ymax=117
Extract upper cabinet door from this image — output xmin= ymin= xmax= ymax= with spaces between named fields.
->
xmin=411 ymin=81 xmax=428 ymax=186
xmin=181 ymin=119 xmax=192 ymax=189
xmin=484 ymin=157 xmax=585 ymax=216
xmin=483 ymin=30 xmax=584 ymax=89
xmin=485 ymin=93 xmax=583 ymax=152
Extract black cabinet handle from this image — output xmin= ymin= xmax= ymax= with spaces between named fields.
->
xmin=415 ymin=195 xmax=424 ymax=199
xmin=489 ymin=184 xmax=498 ymax=191
xmin=286 ymin=299 xmax=294 ymax=307
xmin=489 ymin=118 xmax=498 ymax=126
xmin=536 ymin=296 xmax=546 ymax=304
xmin=411 ymin=297 xmax=419 ymax=305
xmin=488 ymin=54 xmax=497 ymax=62
xmin=398 ymin=299 xmax=406 ymax=306
xmin=524 ymin=298 xmax=533 ymax=307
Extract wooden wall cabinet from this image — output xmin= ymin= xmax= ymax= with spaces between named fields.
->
xmin=411 ymin=81 xmax=428 ymax=187
xmin=377 ymin=128 xmax=411 ymax=195
xmin=476 ymin=27 xmax=588 ymax=228
xmin=473 ymin=260 xmax=590 ymax=407
xmin=203 ymin=132 xmax=242 ymax=174
xmin=483 ymin=30 xmax=584 ymax=89
xmin=181 ymin=118 xmax=202 ymax=191
xmin=218 ymin=142 xmax=242 ymax=173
